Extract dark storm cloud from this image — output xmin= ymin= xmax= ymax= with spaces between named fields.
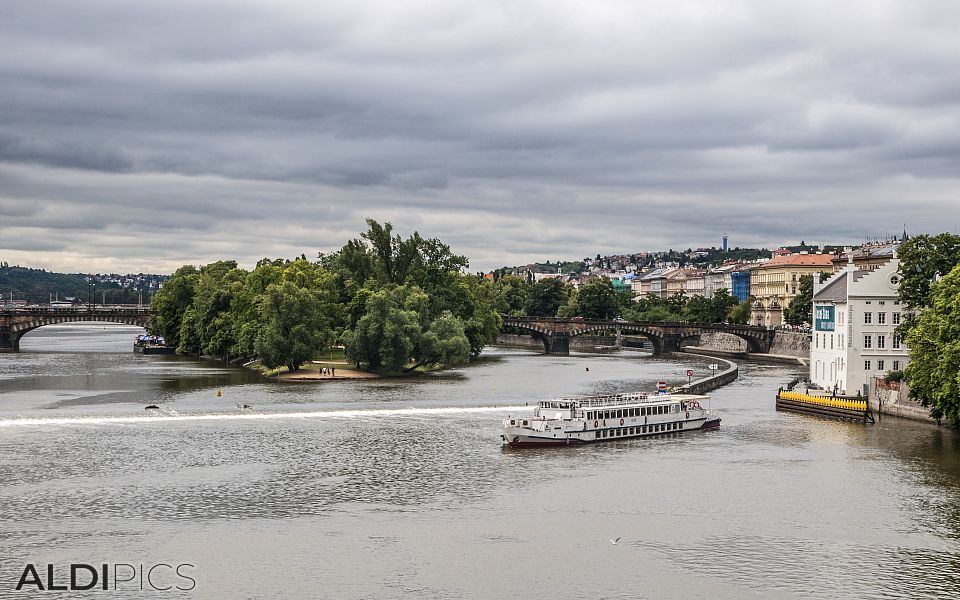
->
xmin=1 ymin=0 xmax=959 ymax=272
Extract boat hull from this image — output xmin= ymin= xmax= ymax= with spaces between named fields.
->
xmin=502 ymin=417 xmax=720 ymax=448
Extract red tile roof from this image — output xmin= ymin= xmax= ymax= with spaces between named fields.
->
xmin=758 ymin=253 xmax=835 ymax=268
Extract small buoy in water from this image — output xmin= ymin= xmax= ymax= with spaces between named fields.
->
xmin=145 ymin=405 xmax=159 ymax=410
xmin=216 ymin=389 xmax=222 ymax=397
xmin=586 ymin=367 xmax=590 ymax=372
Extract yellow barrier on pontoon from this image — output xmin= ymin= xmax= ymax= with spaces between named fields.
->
xmin=778 ymin=390 xmax=867 ymax=411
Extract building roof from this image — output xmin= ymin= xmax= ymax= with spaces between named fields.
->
xmin=814 ymin=271 xmax=848 ymax=303
xmin=756 ymin=253 xmax=834 ymax=269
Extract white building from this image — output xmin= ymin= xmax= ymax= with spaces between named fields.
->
xmin=810 ymin=256 xmax=909 ymax=395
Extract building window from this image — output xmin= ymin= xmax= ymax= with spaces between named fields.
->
xmin=878 ymin=312 xmax=886 ymax=325
xmin=865 ymin=360 xmax=871 ymax=370
xmin=893 ymin=312 xmax=901 ymax=325
xmin=878 ymin=335 xmax=886 ymax=348
xmin=830 ymin=336 xmax=834 ymax=349
xmin=864 ymin=312 xmax=872 ymax=324
xmin=893 ymin=335 xmax=901 ymax=349
xmin=878 ymin=360 xmax=885 ymax=371
xmin=866 ymin=300 xmax=872 ymax=305
xmin=864 ymin=335 xmax=872 ymax=349
xmin=893 ymin=360 xmax=900 ymax=370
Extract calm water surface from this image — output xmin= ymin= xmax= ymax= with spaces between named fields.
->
xmin=0 ymin=324 xmax=958 ymax=599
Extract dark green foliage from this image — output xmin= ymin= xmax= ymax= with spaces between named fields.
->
xmin=150 ymin=265 xmax=199 ymax=350
xmin=146 ymin=219 xmax=501 ymax=374
xmin=682 ymin=288 xmax=739 ymax=324
xmin=524 ymin=278 xmax=568 ymax=317
xmin=727 ymin=299 xmax=752 ymax=325
xmin=897 ymin=233 xmax=960 ymax=310
xmin=783 ymin=274 xmax=818 ymax=326
xmin=904 ymin=264 xmax=960 ymax=427
xmin=576 ymin=278 xmax=620 ymax=319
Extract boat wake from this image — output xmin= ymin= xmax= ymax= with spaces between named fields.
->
xmin=0 ymin=405 xmax=528 ymax=428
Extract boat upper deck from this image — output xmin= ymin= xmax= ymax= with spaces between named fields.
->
xmin=539 ymin=393 xmax=707 ymax=410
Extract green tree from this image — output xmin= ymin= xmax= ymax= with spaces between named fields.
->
xmin=727 ymin=299 xmax=752 ymax=325
xmin=252 ymin=260 xmax=336 ymax=371
xmin=492 ymin=274 xmax=529 ymax=316
xmin=784 ymin=274 xmax=817 ymax=326
xmin=524 ymin=278 xmax=568 ymax=317
xmin=407 ymin=311 xmax=470 ymax=372
xmin=577 ymin=278 xmax=619 ymax=319
xmin=149 ymin=265 xmax=199 ymax=349
xmin=897 ymin=233 xmax=960 ymax=310
xmin=903 ymin=264 xmax=960 ymax=427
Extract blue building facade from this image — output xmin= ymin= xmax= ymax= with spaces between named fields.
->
xmin=731 ymin=271 xmax=750 ymax=303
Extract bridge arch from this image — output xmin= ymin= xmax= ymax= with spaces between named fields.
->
xmin=1 ymin=308 xmax=150 ymax=352
xmin=500 ymin=316 xmax=774 ymax=356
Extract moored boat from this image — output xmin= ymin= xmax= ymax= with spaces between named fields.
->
xmin=134 ymin=334 xmax=176 ymax=355
xmin=502 ymin=391 xmax=720 ymax=447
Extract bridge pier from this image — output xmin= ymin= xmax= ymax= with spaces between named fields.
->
xmin=540 ymin=333 xmax=570 ymax=355
xmin=0 ymin=327 xmax=15 ymax=352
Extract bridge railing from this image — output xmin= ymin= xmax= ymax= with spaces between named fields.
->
xmin=1 ymin=306 xmax=151 ymax=315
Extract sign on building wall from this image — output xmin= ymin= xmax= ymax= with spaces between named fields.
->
xmin=815 ymin=305 xmax=835 ymax=331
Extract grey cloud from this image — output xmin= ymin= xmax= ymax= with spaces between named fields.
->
xmin=1 ymin=1 xmax=960 ymax=272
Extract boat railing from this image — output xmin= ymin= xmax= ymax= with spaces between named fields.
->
xmin=539 ymin=393 xmax=688 ymax=409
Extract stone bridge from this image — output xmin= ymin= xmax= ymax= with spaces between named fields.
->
xmin=0 ymin=306 xmax=150 ymax=352
xmin=501 ymin=316 xmax=775 ymax=356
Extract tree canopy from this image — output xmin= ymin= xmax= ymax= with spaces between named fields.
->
xmin=903 ymin=264 xmax=960 ymax=428
xmin=150 ymin=219 xmax=499 ymax=374
xmin=897 ymin=233 xmax=960 ymax=310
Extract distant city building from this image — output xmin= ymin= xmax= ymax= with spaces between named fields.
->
xmin=684 ymin=269 xmax=706 ymax=297
xmin=830 ymin=240 xmax=900 ymax=272
xmin=750 ymin=252 xmax=835 ymax=327
xmin=810 ymin=256 xmax=908 ymax=395
xmin=731 ymin=270 xmax=751 ymax=303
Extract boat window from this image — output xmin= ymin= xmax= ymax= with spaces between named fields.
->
xmin=616 ymin=409 xmax=622 ymax=419
xmin=522 ymin=420 xmax=528 ymax=426
xmin=641 ymin=407 xmax=647 ymax=416
xmin=642 ymin=425 xmax=646 ymax=433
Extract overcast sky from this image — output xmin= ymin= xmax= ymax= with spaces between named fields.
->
xmin=2 ymin=1 xmax=959 ymax=274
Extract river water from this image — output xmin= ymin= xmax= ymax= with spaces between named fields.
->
xmin=0 ymin=324 xmax=958 ymax=599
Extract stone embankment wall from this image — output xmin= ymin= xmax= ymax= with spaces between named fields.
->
xmin=679 ymin=355 xmax=738 ymax=395
xmin=695 ymin=330 xmax=809 ymax=360
xmin=495 ymin=334 xmax=622 ymax=350
xmin=495 ymin=334 xmax=540 ymax=349
xmin=768 ymin=331 xmax=810 ymax=357
xmin=868 ymin=379 xmax=937 ymax=424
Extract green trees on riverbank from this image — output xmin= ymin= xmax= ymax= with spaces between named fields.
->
xmin=150 ymin=220 xmax=500 ymax=374
xmin=896 ymin=233 xmax=960 ymax=427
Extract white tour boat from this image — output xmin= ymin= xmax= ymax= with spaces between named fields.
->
xmin=501 ymin=391 xmax=720 ymax=447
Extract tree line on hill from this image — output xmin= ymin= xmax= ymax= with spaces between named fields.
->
xmin=496 ymin=275 xmax=752 ymax=324
xmin=0 ymin=266 xmax=160 ymax=304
